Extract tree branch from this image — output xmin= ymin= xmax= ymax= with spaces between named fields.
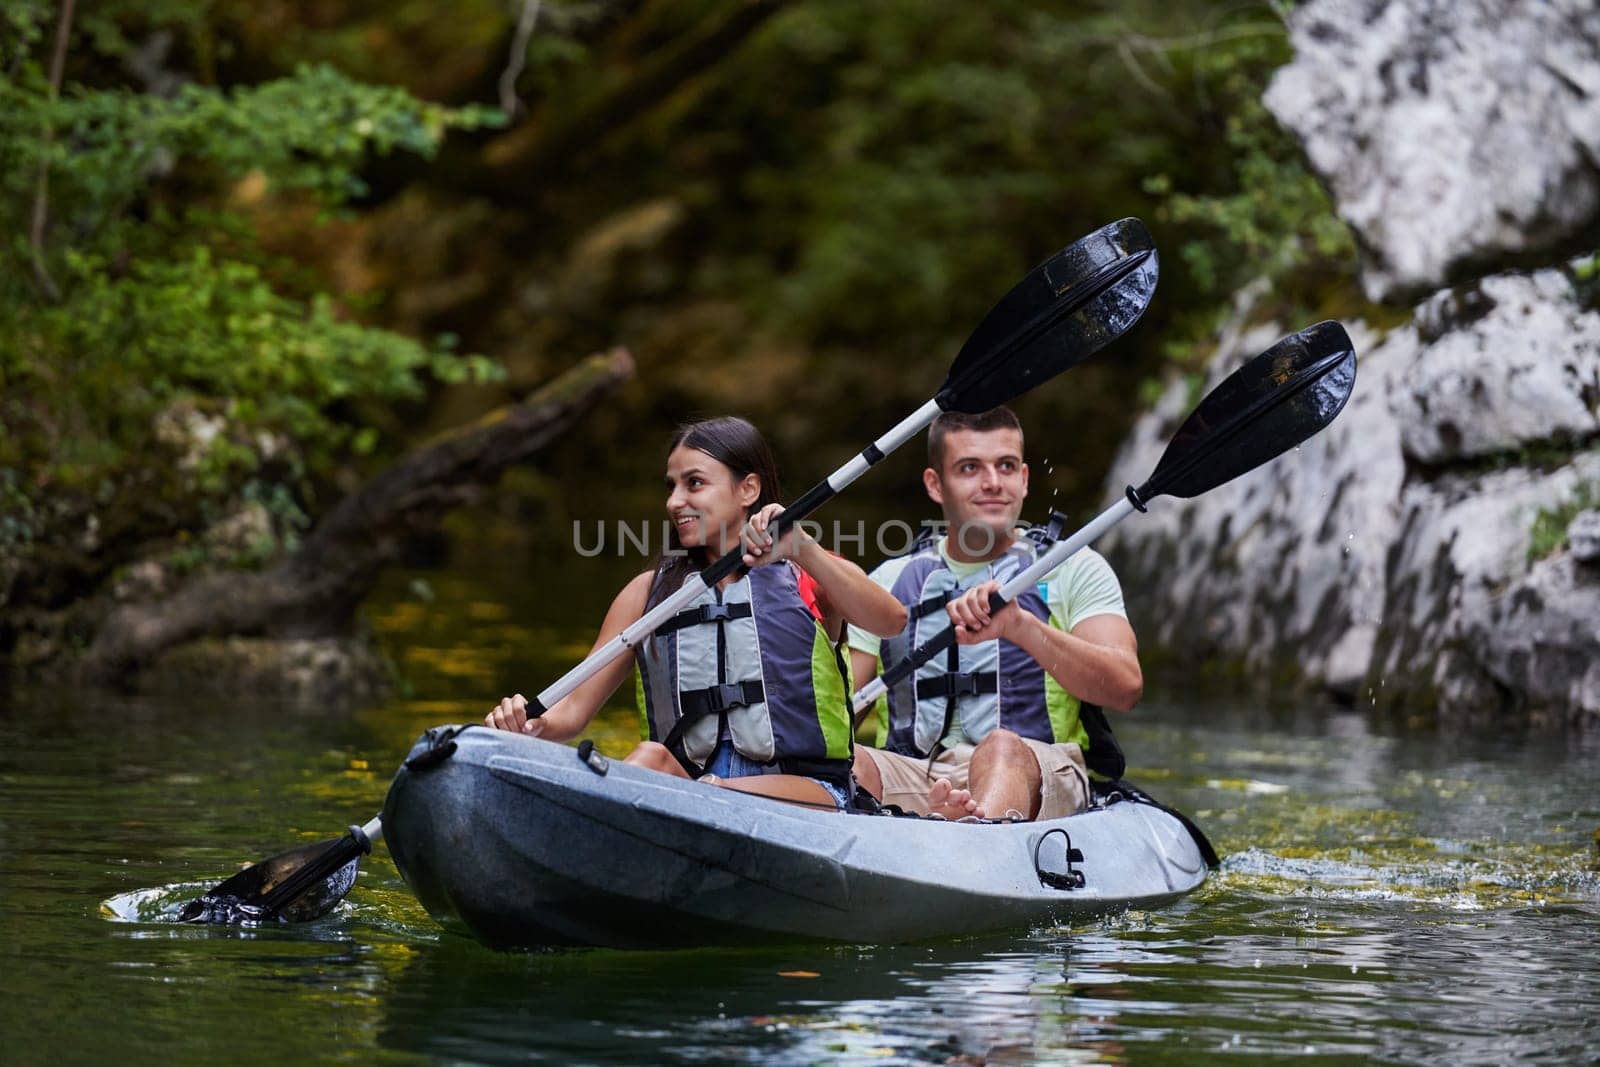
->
xmin=475 ymin=0 xmax=789 ymax=195
xmin=498 ymin=0 xmax=545 ymax=118
xmin=29 ymin=0 xmax=75 ymax=303
xmin=80 ymin=346 xmax=635 ymax=682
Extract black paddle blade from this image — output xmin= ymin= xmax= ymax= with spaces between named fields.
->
xmin=179 ymin=832 xmax=363 ymax=924
xmin=1136 ymin=320 xmax=1357 ymax=503
xmin=937 ymin=217 xmax=1158 ymax=414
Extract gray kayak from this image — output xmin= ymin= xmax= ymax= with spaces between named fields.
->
xmin=382 ymin=725 xmax=1215 ymax=949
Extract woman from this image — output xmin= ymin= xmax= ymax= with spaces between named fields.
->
xmin=486 ymin=417 xmax=906 ymax=810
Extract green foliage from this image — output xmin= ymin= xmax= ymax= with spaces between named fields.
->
xmin=1137 ymin=18 xmax=1358 ymax=361
xmin=673 ymin=0 xmax=1357 ymax=367
xmin=0 ymin=4 xmax=503 ymax=580
xmin=0 ymin=0 xmax=1368 ymax=619
xmin=1528 ymin=480 xmax=1600 ymax=562
xmin=1570 ymin=250 xmax=1600 ymax=312
xmin=1144 ymin=91 xmax=1353 ymax=291
xmin=14 ymin=246 xmax=497 ymax=491
xmin=0 ymin=468 xmax=38 ymax=551
xmin=0 ymin=62 xmax=499 ymax=254
xmin=583 ymin=0 xmax=1361 ymax=523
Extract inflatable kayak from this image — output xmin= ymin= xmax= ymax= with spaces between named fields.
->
xmin=382 ymin=725 xmax=1216 ymax=949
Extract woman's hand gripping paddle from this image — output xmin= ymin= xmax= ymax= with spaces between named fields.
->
xmin=852 ymin=320 xmax=1359 ymax=718
xmin=179 ymin=219 xmax=1160 ymax=924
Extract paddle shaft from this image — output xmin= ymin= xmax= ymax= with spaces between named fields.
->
xmin=851 ymin=495 xmax=1138 ymax=712
xmin=531 ymin=399 xmax=943 ymax=714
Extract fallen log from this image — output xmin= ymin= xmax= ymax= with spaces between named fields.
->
xmin=79 ymin=346 xmax=634 ymax=683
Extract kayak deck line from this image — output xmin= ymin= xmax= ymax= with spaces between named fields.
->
xmin=486 ymin=753 xmax=854 ymax=910
xmin=383 ymin=727 xmax=1212 ymax=949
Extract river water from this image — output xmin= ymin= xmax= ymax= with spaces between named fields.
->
xmin=2 ymin=543 xmax=1597 ymax=1064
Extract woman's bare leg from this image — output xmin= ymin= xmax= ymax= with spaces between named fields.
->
xmin=712 ymin=773 xmax=839 ymax=811
xmin=624 ymin=740 xmax=691 ymax=777
xmin=626 ymin=742 xmax=838 ymax=810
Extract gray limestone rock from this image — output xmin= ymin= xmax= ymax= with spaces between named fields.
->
xmin=1371 ymin=452 xmax=1600 ymax=727
xmin=1265 ymin=0 xmax=1600 ymax=303
xmin=1570 ymin=510 xmax=1600 ymax=564
xmin=1104 ymin=313 xmax=1401 ymax=701
xmin=1394 ymin=270 xmax=1600 ymax=464
xmin=1109 ymin=0 xmax=1600 ymax=727
xmin=1103 ymin=286 xmax=1600 ymax=727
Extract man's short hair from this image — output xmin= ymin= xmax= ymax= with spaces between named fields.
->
xmin=927 ymin=406 xmax=1024 ymax=471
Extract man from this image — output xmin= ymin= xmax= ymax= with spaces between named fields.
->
xmin=848 ymin=406 xmax=1142 ymax=820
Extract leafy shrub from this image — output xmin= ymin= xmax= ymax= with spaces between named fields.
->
xmin=0 ymin=4 xmax=503 ymax=579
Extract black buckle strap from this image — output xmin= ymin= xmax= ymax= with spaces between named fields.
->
xmin=914 ymin=673 xmax=998 ymax=700
xmin=679 ymin=679 xmax=765 ymax=717
xmin=661 ymin=679 xmax=766 ymax=756
xmin=1024 ymin=509 xmax=1069 ymax=552
xmin=1078 ymin=703 xmax=1127 ymax=780
xmin=657 ymin=600 xmax=754 ymax=636
xmin=910 ymin=590 xmax=955 ymax=621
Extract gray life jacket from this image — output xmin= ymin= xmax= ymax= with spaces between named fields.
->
xmin=877 ymin=517 xmax=1126 ymax=778
xmin=634 ymin=561 xmax=854 ymax=785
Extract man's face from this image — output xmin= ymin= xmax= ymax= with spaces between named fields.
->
xmin=924 ymin=427 xmax=1028 ymax=557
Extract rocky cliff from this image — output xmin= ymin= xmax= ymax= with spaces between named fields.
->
xmin=1104 ymin=0 xmax=1600 ymax=727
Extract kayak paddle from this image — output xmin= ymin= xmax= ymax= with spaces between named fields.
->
xmin=850 ymin=319 xmax=1358 ymax=717
xmin=179 ymin=217 xmax=1159 ymax=924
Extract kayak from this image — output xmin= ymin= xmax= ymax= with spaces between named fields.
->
xmin=381 ymin=725 xmax=1216 ymax=949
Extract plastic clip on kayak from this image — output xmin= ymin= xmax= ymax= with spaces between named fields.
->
xmin=578 ymin=739 xmax=610 ymax=776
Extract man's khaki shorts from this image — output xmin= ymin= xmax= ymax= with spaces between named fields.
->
xmin=865 ymin=737 xmax=1089 ymax=819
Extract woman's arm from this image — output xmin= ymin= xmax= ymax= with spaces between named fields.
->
xmin=742 ymin=503 xmax=906 ymax=638
xmin=794 ymin=542 xmax=907 ymax=638
xmin=485 ymin=570 xmax=653 ymax=739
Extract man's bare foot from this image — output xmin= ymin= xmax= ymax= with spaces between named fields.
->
xmin=928 ymin=778 xmax=981 ymax=820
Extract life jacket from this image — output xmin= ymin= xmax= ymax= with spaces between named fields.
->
xmin=878 ymin=517 xmax=1127 ymax=779
xmin=634 ymin=560 xmax=854 ymax=787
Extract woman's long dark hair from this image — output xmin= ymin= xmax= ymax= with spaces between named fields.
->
xmin=648 ymin=416 xmax=783 ymax=607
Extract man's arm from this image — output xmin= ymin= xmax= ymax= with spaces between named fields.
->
xmin=849 ymin=648 xmax=879 ymax=687
xmin=944 ymin=585 xmax=1143 ymax=711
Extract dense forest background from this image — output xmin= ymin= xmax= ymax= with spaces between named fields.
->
xmin=0 ymin=0 xmax=1361 ymax=680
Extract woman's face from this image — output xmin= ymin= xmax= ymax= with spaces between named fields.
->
xmin=664 ymin=445 xmax=760 ymax=555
